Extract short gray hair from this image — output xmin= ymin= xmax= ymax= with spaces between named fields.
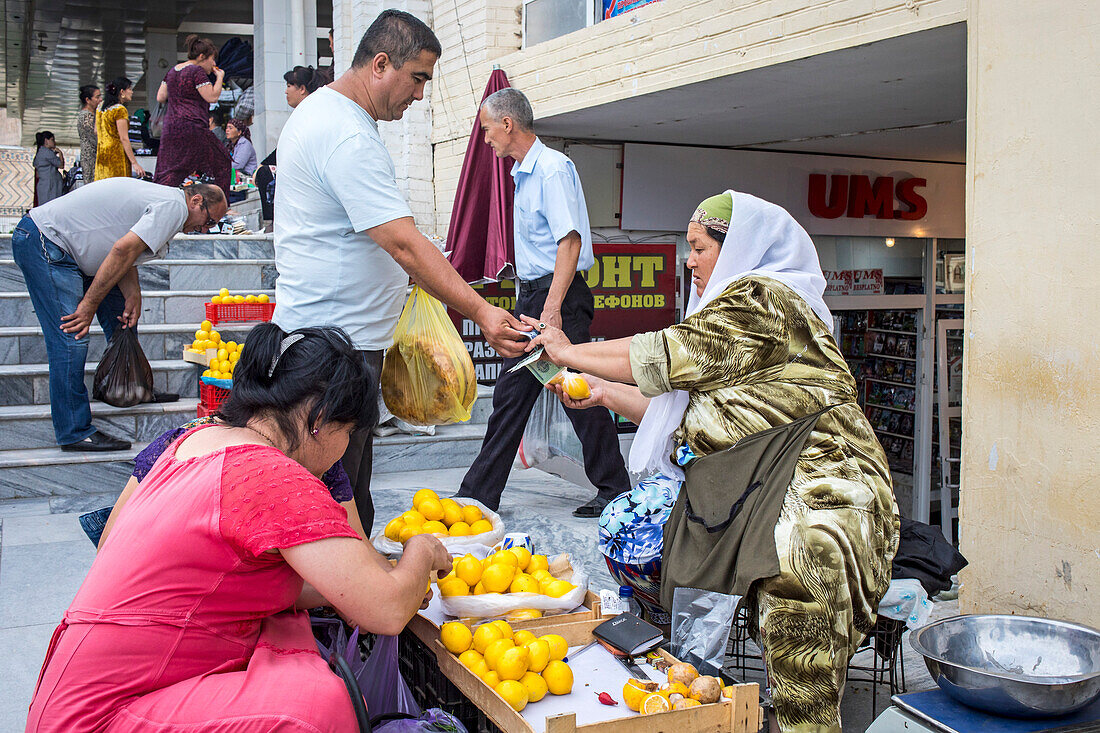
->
xmin=481 ymin=88 xmax=534 ymax=132
xmin=189 ymin=183 xmax=226 ymax=208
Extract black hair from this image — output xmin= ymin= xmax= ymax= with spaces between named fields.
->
xmin=352 ymin=9 xmax=441 ymax=69
xmin=102 ymin=76 xmax=132 ymax=108
xmin=217 ymin=323 xmax=377 ymax=452
xmin=705 ymin=227 xmax=727 ymax=245
xmin=283 ymin=66 xmax=322 ymax=93
xmin=78 ymin=85 xmax=99 ymax=106
xmin=185 ymin=34 xmax=218 ymax=60
xmin=34 ymin=131 xmax=55 ymax=148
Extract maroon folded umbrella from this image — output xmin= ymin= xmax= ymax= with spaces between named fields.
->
xmin=445 ymin=69 xmax=516 ymax=283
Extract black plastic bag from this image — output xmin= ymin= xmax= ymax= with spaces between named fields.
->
xmin=891 ymin=517 xmax=968 ymax=595
xmin=93 ymin=327 xmax=154 ymax=407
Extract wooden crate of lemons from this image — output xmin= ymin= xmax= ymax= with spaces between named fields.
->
xmin=185 ymin=319 xmax=244 ymax=380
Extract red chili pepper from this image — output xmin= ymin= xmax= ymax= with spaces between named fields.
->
xmin=597 ymin=692 xmax=618 ymax=706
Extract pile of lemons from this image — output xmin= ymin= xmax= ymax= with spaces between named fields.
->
xmin=436 ymin=548 xmax=576 ymax=599
xmin=440 ymin=619 xmax=573 ymax=712
xmin=210 ymin=287 xmax=270 ymax=305
xmin=383 ymin=489 xmax=493 ymax=543
xmin=189 ymin=321 xmax=244 ymax=381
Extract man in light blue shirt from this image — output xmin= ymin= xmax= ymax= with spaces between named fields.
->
xmin=455 ymin=88 xmax=630 ymax=517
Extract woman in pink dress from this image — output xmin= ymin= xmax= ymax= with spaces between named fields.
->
xmin=26 ymin=324 xmax=451 ymax=732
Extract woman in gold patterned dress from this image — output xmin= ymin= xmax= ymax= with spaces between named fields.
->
xmin=529 ymin=190 xmax=899 ymax=733
xmin=94 ymin=76 xmax=145 ymax=181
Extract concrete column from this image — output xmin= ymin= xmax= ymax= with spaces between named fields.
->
xmin=332 ymin=0 xmax=437 ymax=233
xmin=143 ymin=30 xmax=178 ymax=110
xmin=960 ymin=0 xmax=1100 ymax=626
xmin=252 ymin=0 xmax=318 ymax=160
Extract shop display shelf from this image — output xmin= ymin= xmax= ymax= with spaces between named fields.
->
xmin=866 ymin=402 xmax=914 ymax=415
xmin=865 ymin=377 xmax=916 ymax=388
xmin=866 ymin=327 xmax=918 ymax=336
xmin=873 ymin=428 xmax=913 ymax=441
xmin=204 ymin=301 xmax=275 ymax=325
xmin=869 ymin=354 xmax=916 ymax=362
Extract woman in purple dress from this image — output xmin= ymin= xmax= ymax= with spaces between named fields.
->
xmin=153 ymin=35 xmax=231 ymax=192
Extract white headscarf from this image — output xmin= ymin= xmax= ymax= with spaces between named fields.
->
xmin=628 ymin=190 xmax=834 ymax=480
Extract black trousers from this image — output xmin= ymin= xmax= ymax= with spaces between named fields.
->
xmin=456 ymin=274 xmax=631 ymax=511
xmin=341 ymin=349 xmax=384 ymax=535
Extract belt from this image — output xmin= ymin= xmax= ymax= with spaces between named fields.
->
xmin=516 ymin=273 xmax=556 ymax=292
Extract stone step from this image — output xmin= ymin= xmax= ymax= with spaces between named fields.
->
xmin=0 ymin=322 xmax=257 ymax=366
xmin=0 ymin=359 xmax=201 ymax=406
xmin=0 ymin=233 xmax=274 ymax=260
xmin=0 ymin=382 xmax=494 ymax=446
xmin=0 ymin=289 xmax=276 ymax=327
xmin=0 ymin=421 xmax=489 ymax=500
xmin=0 ymin=258 xmax=277 ymax=293
xmin=0 ymin=400 xmax=201 ymax=451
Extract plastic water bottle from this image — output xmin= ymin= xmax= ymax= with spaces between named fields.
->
xmin=619 ymin=586 xmax=642 ymax=617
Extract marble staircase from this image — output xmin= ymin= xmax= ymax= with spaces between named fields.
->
xmin=0 ymin=233 xmax=493 ymax=500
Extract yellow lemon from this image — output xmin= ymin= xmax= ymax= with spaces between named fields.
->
xmin=208 ymin=358 xmax=221 ymax=373
xmin=506 ymin=609 xmax=543 ymax=622
xmin=496 ymin=646 xmax=529 ymax=681
xmin=412 ymin=488 xmax=439 ymax=510
xmin=257 ymin=293 xmax=270 ymax=303
xmin=531 ymin=569 xmax=553 ymax=583
xmin=401 ymin=510 xmax=425 ymax=527
xmin=538 ymin=577 xmax=556 ymax=595
xmin=201 ymin=369 xmax=213 ymax=378
xmin=461 ymin=504 xmax=484 ymax=524
xmin=200 ymin=319 xmax=213 ymax=332
xmin=471 ymin=623 xmax=504 ymax=654
xmin=232 ymin=295 xmax=245 ymax=304
xmin=440 ymin=499 xmax=463 ymax=527
xmin=480 ymin=564 xmax=515 ymax=594
xmin=217 ymin=348 xmax=228 ymax=361
xmin=225 ymin=341 xmax=237 ymax=351
xmin=511 ymin=547 xmax=532 ymax=571
xmin=468 ymin=519 xmax=493 ymax=535
xmin=623 ymin=678 xmax=660 ymax=711
xmin=640 ymin=692 xmax=671 ymax=715
xmin=418 ymin=498 xmax=444 ymax=522
xmin=469 ymin=658 xmax=490 ymax=679
xmin=195 ymin=329 xmax=209 ymax=341
xmin=421 ymin=520 xmax=448 ymax=535
xmin=438 ymin=578 xmax=469 ymax=597
xmin=473 ymin=581 xmax=487 ymax=595
xmin=219 ymin=287 xmax=229 ymax=296
xmin=494 ymin=679 xmax=527 ymax=712
xmin=441 ymin=622 xmax=473 ymax=654
xmin=482 ymin=670 xmax=501 ymax=688
xmin=245 ymin=294 xmax=257 ymax=303
xmin=383 ymin=517 xmax=405 ymax=541
xmin=513 ymin=630 xmax=537 ymax=648
xmin=491 ymin=550 xmax=519 ymax=568
xmin=489 ymin=620 xmax=513 ymax=640
xmin=229 ymin=351 xmax=240 ymax=362
xmin=210 ymin=295 xmax=222 ymax=304
xmin=525 ymin=639 xmax=551 ymax=673
xmin=398 ymin=525 xmax=421 ymax=543
xmin=448 ymin=521 xmax=471 ymax=537
xmin=484 ymin=638 xmax=514 ymax=670
xmin=520 ymin=671 xmax=548 ymax=703
xmin=527 ymin=554 xmax=550 ymax=574
xmin=458 ymin=649 xmax=483 ymax=669
xmin=562 ymin=373 xmax=591 ymax=400
xmin=540 ymin=634 xmax=568 ymax=661
xmin=455 ymin=554 xmax=483 ymax=587
xmin=209 ymin=330 xmax=221 ymax=343
xmin=510 ymin=574 xmax=540 ymax=594
xmin=545 ymin=580 xmax=575 ymax=598
xmin=542 ymin=660 xmax=573 ymax=695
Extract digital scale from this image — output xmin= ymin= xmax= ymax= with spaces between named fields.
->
xmin=868 ymin=690 xmax=1100 ymax=733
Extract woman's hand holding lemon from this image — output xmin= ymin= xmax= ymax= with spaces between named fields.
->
xmin=548 ymin=372 xmax=606 ymax=410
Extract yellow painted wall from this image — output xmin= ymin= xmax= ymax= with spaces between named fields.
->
xmin=429 ymin=0 xmax=965 ymax=235
xmin=959 ymin=0 xmax=1100 ymax=626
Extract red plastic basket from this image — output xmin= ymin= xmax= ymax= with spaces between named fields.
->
xmin=205 ymin=301 xmax=275 ymax=325
xmin=199 ymin=381 xmax=232 ymax=415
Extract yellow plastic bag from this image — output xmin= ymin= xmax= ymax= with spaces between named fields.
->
xmin=381 ymin=286 xmax=478 ymax=425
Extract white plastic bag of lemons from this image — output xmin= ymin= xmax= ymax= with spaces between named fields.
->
xmin=371 ymin=494 xmax=505 ymax=558
xmin=437 ymin=552 xmax=589 ymax=619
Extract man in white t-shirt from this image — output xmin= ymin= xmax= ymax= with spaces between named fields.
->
xmin=273 ymin=10 xmax=527 ymax=533
xmin=12 ymin=179 xmax=227 ymax=451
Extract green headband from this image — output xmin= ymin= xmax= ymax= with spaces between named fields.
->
xmin=689 ymin=192 xmax=732 ymax=235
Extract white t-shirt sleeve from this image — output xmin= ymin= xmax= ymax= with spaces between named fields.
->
xmin=541 ymin=168 xmax=585 ymax=245
xmin=325 ymin=133 xmax=413 ymax=233
xmin=129 ymin=200 xmax=188 ymax=254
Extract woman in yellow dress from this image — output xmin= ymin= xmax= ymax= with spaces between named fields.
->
xmin=95 ymin=76 xmax=145 ymax=180
xmin=531 ymin=190 xmax=899 ymax=733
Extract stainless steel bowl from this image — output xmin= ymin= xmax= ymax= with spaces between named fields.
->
xmin=910 ymin=614 xmax=1100 ymax=718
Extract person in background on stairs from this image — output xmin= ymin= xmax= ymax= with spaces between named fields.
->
xmin=272 ymin=10 xmax=528 ymax=536
xmin=76 ymin=85 xmax=101 ymax=183
xmin=454 ymin=87 xmax=631 ymax=518
xmin=11 ymin=178 xmax=227 ymax=452
xmin=32 ymin=131 xmax=65 ymax=205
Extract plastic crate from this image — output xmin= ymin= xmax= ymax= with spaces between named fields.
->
xmin=204 ymin=301 xmax=275 ymax=325
xmin=199 ymin=381 xmax=231 ymax=415
xmin=398 ymin=630 xmax=501 ymax=733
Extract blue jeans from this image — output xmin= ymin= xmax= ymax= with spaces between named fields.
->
xmin=11 ymin=215 xmax=126 ymax=445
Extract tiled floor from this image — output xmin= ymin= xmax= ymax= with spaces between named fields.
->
xmin=0 ymin=465 xmax=944 ymax=731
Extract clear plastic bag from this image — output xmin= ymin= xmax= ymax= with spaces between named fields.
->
xmin=381 ymin=286 xmax=477 ymax=425
xmin=370 ymin=498 xmax=505 ymax=558
xmin=877 ymin=577 xmax=934 ymax=629
xmin=438 ymin=553 xmax=589 ymax=618
xmin=373 ymin=709 xmax=468 ymax=733
xmin=93 ymin=326 xmax=154 ymax=407
xmin=518 ymin=390 xmax=584 ymax=469
xmin=670 ymin=587 xmax=739 ymax=677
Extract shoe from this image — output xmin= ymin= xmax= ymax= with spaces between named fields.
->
xmin=61 ymin=430 xmax=131 ymax=452
xmin=572 ymin=495 xmax=610 ymax=518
